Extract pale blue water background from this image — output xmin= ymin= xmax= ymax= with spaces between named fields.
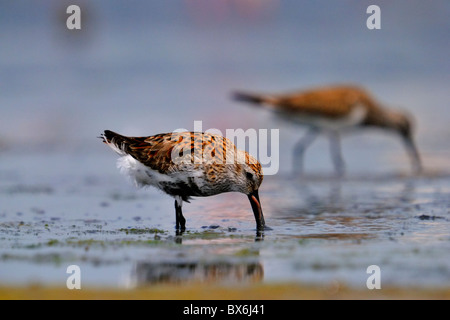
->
xmin=0 ymin=1 xmax=449 ymax=291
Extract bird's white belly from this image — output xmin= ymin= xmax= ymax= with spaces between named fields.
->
xmin=116 ymin=155 xmax=205 ymax=191
xmin=278 ymin=105 xmax=367 ymax=131
xmin=116 ymin=155 xmax=161 ymax=188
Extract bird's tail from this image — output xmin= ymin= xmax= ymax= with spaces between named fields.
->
xmin=99 ymin=130 xmax=130 ymax=155
xmin=232 ymin=91 xmax=277 ymax=106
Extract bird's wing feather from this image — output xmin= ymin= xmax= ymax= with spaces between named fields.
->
xmin=107 ymin=131 xmax=238 ymax=174
xmin=274 ymin=86 xmax=364 ymax=118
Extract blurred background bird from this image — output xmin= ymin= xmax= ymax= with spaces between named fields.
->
xmin=232 ymin=85 xmax=422 ymax=176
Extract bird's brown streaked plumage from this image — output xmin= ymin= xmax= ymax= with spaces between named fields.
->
xmin=233 ymin=85 xmax=422 ymax=174
xmin=235 ymin=85 xmax=389 ymax=123
xmin=100 ymin=130 xmax=266 ymax=233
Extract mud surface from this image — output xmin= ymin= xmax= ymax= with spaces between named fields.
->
xmin=1 ymin=2 xmax=449 ymax=296
xmin=1 ymin=152 xmax=449 ymax=290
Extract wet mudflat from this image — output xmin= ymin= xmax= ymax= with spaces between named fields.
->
xmin=1 ymin=1 xmax=449 ymax=300
xmin=1 ymin=152 xmax=449 ymax=297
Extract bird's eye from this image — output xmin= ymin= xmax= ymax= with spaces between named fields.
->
xmin=246 ymin=172 xmax=254 ymax=180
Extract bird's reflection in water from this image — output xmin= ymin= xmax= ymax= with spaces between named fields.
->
xmin=175 ymin=230 xmax=266 ymax=242
xmin=269 ymin=174 xmax=418 ymax=219
xmin=129 ymin=259 xmax=263 ymax=286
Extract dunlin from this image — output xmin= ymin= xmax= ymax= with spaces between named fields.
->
xmin=100 ymin=130 xmax=266 ymax=232
xmin=233 ymin=85 xmax=422 ymax=175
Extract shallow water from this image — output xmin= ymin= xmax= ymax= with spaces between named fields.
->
xmin=0 ymin=152 xmax=449 ymax=289
xmin=0 ymin=1 xmax=449 ymax=292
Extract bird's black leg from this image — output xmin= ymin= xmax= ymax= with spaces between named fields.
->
xmin=174 ymin=197 xmax=186 ymax=233
xmin=328 ymin=131 xmax=345 ymax=177
xmin=293 ymin=127 xmax=319 ymax=176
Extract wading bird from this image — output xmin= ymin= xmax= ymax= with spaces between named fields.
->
xmin=100 ymin=130 xmax=266 ymax=232
xmin=232 ymin=85 xmax=422 ymax=176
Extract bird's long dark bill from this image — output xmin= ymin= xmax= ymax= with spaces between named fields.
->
xmin=404 ymin=136 xmax=423 ymax=174
xmin=248 ymin=190 xmax=265 ymax=231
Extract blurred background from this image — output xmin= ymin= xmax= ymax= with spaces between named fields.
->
xmin=1 ymin=1 xmax=450 ymax=294
xmin=0 ymin=0 xmax=449 ymax=173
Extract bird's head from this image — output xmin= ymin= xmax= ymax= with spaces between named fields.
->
xmin=388 ymin=109 xmax=422 ymax=174
xmin=232 ymin=150 xmax=265 ymax=231
xmin=233 ymin=150 xmax=263 ymax=195
xmin=389 ymin=110 xmax=413 ymax=140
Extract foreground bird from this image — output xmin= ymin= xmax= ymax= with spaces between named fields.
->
xmin=100 ymin=130 xmax=266 ymax=232
xmin=232 ymin=85 xmax=422 ymax=175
